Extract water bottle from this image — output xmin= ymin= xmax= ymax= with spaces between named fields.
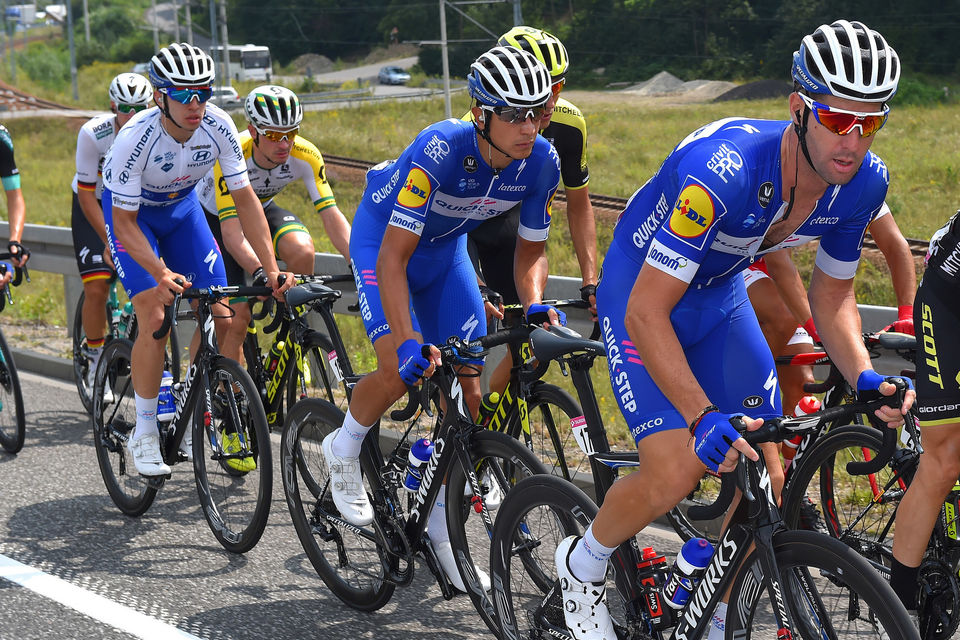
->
xmin=663 ymin=537 xmax=714 ymax=609
xmin=403 ymin=438 xmax=434 ymax=491
xmin=636 ymin=546 xmax=672 ymax=630
xmin=477 ymin=391 xmax=500 ymax=426
xmin=943 ymin=481 xmax=960 ymax=544
xmin=783 ymin=395 xmax=821 ymax=466
xmin=157 ymin=370 xmax=175 ymax=422
xmin=267 ymin=340 xmax=285 ymax=375
xmin=117 ymin=301 xmax=134 ymax=339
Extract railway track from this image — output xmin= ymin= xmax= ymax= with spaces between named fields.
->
xmin=0 ymin=79 xmax=77 ymax=112
xmin=324 ymin=154 xmax=928 ymax=258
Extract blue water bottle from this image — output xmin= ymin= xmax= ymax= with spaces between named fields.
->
xmin=157 ymin=371 xmax=175 ymax=422
xmin=403 ymin=438 xmax=434 ymax=491
xmin=663 ymin=537 xmax=714 ymax=609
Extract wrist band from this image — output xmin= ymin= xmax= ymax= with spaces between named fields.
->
xmin=689 ymin=404 xmax=720 ymax=435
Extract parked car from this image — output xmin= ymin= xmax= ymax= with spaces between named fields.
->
xmin=209 ymin=86 xmax=242 ymax=108
xmin=378 ymin=66 xmax=411 ymax=85
xmin=131 ymin=62 xmax=151 ymax=74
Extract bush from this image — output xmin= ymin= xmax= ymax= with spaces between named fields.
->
xmin=893 ymin=77 xmax=952 ymax=106
xmin=19 ymin=42 xmax=69 ymax=89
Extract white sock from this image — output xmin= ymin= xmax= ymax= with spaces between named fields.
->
xmin=427 ymin=485 xmax=448 ymax=543
xmin=331 ymin=408 xmax=372 ymax=458
xmin=568 ymin=523 xmax=617 ymax=583
xmin=133 ymin=393 xmax=159 ymax=441
xmin=707 ymin=601 xmax=727 ymax=640
xmin=88 ymin=345 xmax=103 ymax=371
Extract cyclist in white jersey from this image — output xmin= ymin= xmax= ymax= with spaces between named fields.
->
xmin=72 ymin=72 xmax=152 ymax=397
xmin=101 ymin=43 xmax=293 ymax=477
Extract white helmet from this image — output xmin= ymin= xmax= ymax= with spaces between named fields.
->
xmin=468 ymin=46 xmax=551 ymax=108
xmin=149 ymin=42 xmax=215 ymax=88
xmin=109 ymin=73 xmax=152 ymax=106
xmin=792 ymin=20 xmax=900 ymax=102
xmin=244 ymin=85 xmax=303 ymax=130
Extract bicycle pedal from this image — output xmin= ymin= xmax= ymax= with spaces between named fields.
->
xmin=145 ymin=474 xmax=170 ymax=487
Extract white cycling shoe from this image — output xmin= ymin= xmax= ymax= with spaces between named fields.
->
xmin=555 ymin=536 xmax=616 ymax=640
xmin=431 ymin=537 xmax=491 ymax=593
xmin=178 ymin=420 xmax=193 ymax=462
xmin=127 ymin=432 xmax=171 ymax=477
xmin=322 ymin=430 xmax=374 ymax=526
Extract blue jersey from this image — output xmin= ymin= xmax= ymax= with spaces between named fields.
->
xmin=356 ymin=118 xmax=560 ymax=247
xmin=613 ymin=117 xmax=889 ymax=286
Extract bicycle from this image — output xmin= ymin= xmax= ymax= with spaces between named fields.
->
xmin=91 ymin=282 xmax=274 ymax=553
xmin=241 ymin=273 xmax=355 ymax=430
xmin=0 ymin=256 xmax=28 ymax=453
xmin=489 ymin=363 xmax=919 ymax=639
xmin=72 ymin=275 xmax=181 ymax=414
xmin=280 ymin=329 xmax=550 ymax=633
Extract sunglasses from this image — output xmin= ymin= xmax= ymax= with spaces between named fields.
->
xmin=255 ymin=126 xmax=298 ymax=143
xmin=483 ymin=105 xmax=546 ymax=125
xmin=551 ymin=79 xmax=565 ymax=97
xmin=799 ymin=93 xmax=889 ymax=137
xmin=117 ymin=103 xmax=148 ymax=114
xmin=162 ymin=86 xmax=212 ymax=104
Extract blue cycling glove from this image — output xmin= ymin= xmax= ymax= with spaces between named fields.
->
xmin=857 ymin=369 xmax=913 ymax=402
xmin=526 ymin=303 xmax=567 ymax=326
xmin=692 ymin=411 xmax=742 ymax=472
xmin=397 ymin=339 xmax=431 ymax=385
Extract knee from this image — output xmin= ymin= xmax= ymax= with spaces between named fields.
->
xmin=83 ymin=280 xmax=109 ymax=304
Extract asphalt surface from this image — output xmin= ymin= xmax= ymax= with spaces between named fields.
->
xmin=0 ymin=367 xmax=683 ymax=640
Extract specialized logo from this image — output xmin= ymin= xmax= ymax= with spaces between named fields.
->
xmin=757 ymin=181 xmax=774 ymax=208
xmin=669 ymin=182 xmax=715 ymax=239
xmin=204 ymin=249 xmax=219 ymax=274
xmin=397 ymin=167 xmax=431 ymax=208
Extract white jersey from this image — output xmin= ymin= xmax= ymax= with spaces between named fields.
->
xmin=102 ymin=103 xmax=249 ymax=211
xmin=72 ymin=113 xmax=118 ymax=198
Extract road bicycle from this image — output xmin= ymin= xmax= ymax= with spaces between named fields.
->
xmin=72 ymin=275 xmax=181 ymax=414
xmin=0 ymin=256 xmax=28 ymax=453
xmin=489 ymin=340 xmax=919 ymax=639
xmin=91 ymin=282 xmax=273 ymax=553
xmin=280 ymin=328 xmax=550 ymax=633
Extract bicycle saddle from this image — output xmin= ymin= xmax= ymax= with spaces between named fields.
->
xmin=285 ymin=282 xmax=342 ymax=307
xmin=528 ymin=325 xmax=605 ymax=361
xmin=877 ymin=332 xmax=916 ymax=351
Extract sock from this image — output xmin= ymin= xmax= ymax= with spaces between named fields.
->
xmin=707 ymin=601 xmax=727 ymax=640
xmin=331 ymin=408 xmax=372 ymax=458
xmin=428 ymin=485 xmax=449 ymax=543
xmin=567 ymin=523 xmax=617 ymax=583
xmin=890 ymin=558 xmax=920 ymax=610
xmin=133 ymin=393 xmax=159 ymax=441
xmin=86 ymin=342 xmax=104 ymax=371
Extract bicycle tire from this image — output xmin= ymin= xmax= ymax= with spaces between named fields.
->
xmin=193 ymin=356 xmax=272 ymax=553
xmin=488 ymin=474 xmax=597 ymax=640
xmin=0 ymin=329 xmax=25 ymax=453
xmin=444 ymin=429 xmax=550 ymax=634
xmin=280 ymin=398 xmax=396 ymax=611
xmin=726 ymin=529 xmax=919 ymax=639
xmin=91 ymin=338 xmax=159 ymax=516
xmin=287 ymin=330 xmax=342 ymax=412
xmin=505 ymin=382 xmax=584 ymax=480
xmin=781 ymin=425 xmax=905 ymax=571
xmin=72 ymin=290 xmax=98 ymax=414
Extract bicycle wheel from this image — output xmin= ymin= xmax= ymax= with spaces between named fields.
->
xmin=781 ymin=425 xmax=907 ymax=571
xmin=488 ymin=474 xmax=598 ymax=640
xmin=287 ymin=331 xmax=343 ymax=410
xmin=726 ymin=529 xmax=918 ymax=638
xmin=280 ymin=398 xmax=396 ymax=610
xmin=0 ymin=329 xmax=25 ymax=453
xmin=445 ymin=429 xmax=550 ymax=634
xmin=91 ymin=339 xmax=159 ymax=515
xmin=193 ymin=357 xmax=272 ymax=554
xmin=73 ymin=290 xmax=96 ymax=414
xmin=506 ymin=382 xmax=585 ymax=480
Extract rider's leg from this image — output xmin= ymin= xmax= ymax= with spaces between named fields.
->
xmin=275 ymin=228 xmax=316 ymax=275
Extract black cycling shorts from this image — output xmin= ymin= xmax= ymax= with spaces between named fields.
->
xmin=466 ymin=205 xmax=522 ymax=305
xmin=71 ymin=191 xmax=114 ymax=281
xmin=914 ymin=271 xmax=960 ymax=426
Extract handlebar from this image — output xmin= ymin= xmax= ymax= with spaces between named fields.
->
xmin=153 ymin=281 xmax=277 ymax=340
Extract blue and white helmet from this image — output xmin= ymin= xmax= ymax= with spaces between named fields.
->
xmin=792 ymin=20 xmax=899 ymax=102
xmin=468 ymin=46 xmax=551 ymax=108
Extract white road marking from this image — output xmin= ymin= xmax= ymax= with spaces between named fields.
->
xmin=0 ymin=554 xmax=203 ymax=639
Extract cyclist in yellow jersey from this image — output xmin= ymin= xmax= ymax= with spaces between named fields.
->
xmin=198 ymin=85 xmax=351 ymax=360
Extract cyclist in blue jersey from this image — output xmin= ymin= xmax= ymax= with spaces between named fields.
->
xmin=102 ymin=43 xmax=292 ymax=477
xmin=553 ymin=20 xmax=915 ymax=640
xmin=321 ymin=46 xmax=562 ymax=592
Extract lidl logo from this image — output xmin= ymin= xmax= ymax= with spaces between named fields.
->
xmin=668 ymin=183 xmax=715 ymax=238
xmin=397 ymin=167 xmax=431 ymax=208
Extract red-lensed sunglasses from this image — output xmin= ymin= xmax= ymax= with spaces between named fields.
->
xmin=799 ymin=93 xmax=889 ymax=137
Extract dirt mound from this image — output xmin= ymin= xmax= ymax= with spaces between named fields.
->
xmin=623 ymin=71 xmax=685 ymax=95
xmin=622 ymin=72 xmax=736 ymax=101
xmin=714 ymin=79 xmax=792 ymax=102
xmin=290 ymin=53 xmax=335 ymax=76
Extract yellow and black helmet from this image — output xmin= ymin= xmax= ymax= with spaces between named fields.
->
xmin=497 ymin=26 xmax=568 ymax=82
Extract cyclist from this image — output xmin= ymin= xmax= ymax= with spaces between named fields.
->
xmin=888 ymin=211 xmax=960 ymax=620
xmin=466 ymin=26 xmax=597 ymax=393
xmin=197 ymin=84 xmax=351 ymax=362
xmin=0 ymin=123 xmax=28 ymax=284
xmin=322 ymin=46 xmax=562 ymax=591
xmin=552 ymin=20 xmax=914 ymax=640
xmin=72 ymin=72 xmax=152 ymax=398
xmin=101 ymin=42 xmax=292 ymax=477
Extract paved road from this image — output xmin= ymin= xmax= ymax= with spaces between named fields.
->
xmin=0 ymin=368 xmax=682 ymax=640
